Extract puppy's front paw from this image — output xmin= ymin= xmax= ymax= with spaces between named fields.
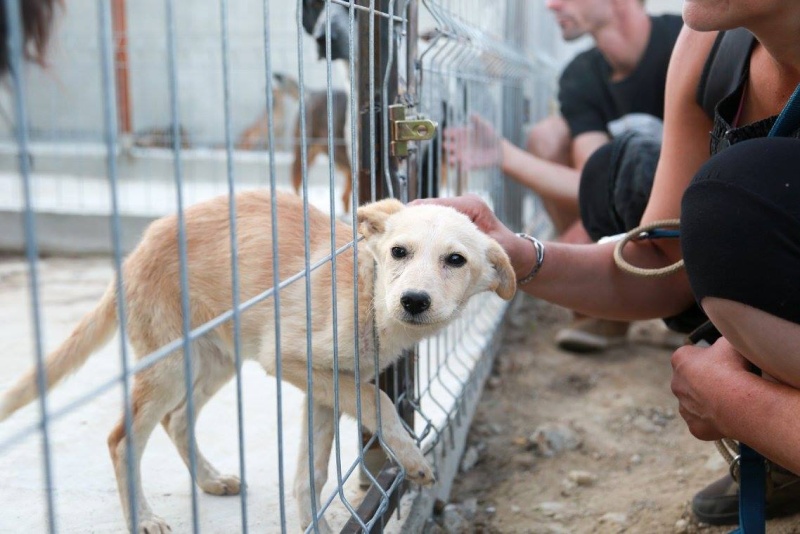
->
xmin=138 ymin=515 xmax=172 ymax=534
xmin=199 ymin=474 xmax=241 ymax=496
xmin=399 ymin=448 xmax=435 ymax=486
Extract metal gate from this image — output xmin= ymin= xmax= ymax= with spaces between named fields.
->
xmin=0 ymin=0 xmax=559 ymax=532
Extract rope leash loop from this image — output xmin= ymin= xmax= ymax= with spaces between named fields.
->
xmin=612 ymin=218 xmax=683 ymax=278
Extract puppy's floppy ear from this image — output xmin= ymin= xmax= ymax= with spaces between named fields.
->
xmin=487 ymin=241 xmax=516 ymax=300
xmin=357 ymin=198 xmax=405 ymax=239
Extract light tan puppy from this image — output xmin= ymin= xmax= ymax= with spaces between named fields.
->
xmin=0 ymin=191 xmax=515 ymax=533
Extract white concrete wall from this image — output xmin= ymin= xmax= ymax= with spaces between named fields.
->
xmin=0 ymin=1 xmax=339 ymax=146
xmin=649 ymin=0 xmax=684 ymax=15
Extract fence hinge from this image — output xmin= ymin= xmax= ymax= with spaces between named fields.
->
xmin=389 ymin=104 xmax=437 ymax=157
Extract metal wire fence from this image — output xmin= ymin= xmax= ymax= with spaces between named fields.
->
xmin=0 ymin=0 xmax=561 ymax=532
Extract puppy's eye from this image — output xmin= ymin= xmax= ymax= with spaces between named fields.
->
xmin=445 ymin=253 xmax=466 ymax=267
xmin=391 ymin=246 xmax=408 ymax=259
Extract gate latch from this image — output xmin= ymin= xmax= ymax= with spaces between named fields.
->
xmin=389 ymin=104 xmax=437 ymax=157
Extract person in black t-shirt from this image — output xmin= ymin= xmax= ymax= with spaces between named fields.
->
xmin=557 ymin=15 xmax=680 ymax=141
xmin=448 ymin=2 xmax=681 ymax=238
xmin=446 ymin=0 xmax=682 ymax=353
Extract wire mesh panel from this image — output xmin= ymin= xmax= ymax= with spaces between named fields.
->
xmin=0 ymin=0 xmax=559 ymax=532
xmin=387 ymin=1 xmax=560 ymax=529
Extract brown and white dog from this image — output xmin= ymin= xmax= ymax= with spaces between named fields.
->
xmin=0 ymin=191 xmax=515 ymax=533
xmin=237 ymin=73 xmax=354 ymax=214
xmin=236 ymin=73 xmax=303 ymax=152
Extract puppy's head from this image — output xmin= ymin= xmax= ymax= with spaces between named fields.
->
xmin=358 ymin=199 xmax=516 ymax=329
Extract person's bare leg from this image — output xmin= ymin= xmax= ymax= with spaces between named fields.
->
xmin=702 ymin=297 xmax=800 ymax=389
xmin=526 ymin=115 xmax=572 ymax=166
xmin=557 ymin=219 xmax=592 ymax=245
xmin=526 ymin=115 xmax=578 ymax=234
xmin=526 ymin=116 xmax=631 ymax=350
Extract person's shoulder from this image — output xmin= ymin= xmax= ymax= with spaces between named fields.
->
xmin=560 ymin=47 xmax=606 ymax=90
xmin=563 ymin=47 xmax=604 ymax=76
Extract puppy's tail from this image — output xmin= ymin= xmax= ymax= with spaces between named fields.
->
xmin=0 ymin=283 xmax=118 ymax=421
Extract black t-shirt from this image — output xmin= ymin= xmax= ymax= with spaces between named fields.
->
xmin=558 ymin=14 xmax=683 ymax=137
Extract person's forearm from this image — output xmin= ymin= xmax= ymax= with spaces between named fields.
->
xmin=714 ymin=373 xmax=800 ymax=475
xmin=500 ymin=139 xmax=580 ymax=207
xmin=513 ymin=236 xmax=695 ymax=321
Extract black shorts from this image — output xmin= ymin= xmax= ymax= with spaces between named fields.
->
xmin=579 ymin=130 xmax=661 ymax=242
xmin=681 ymin=137 xmax=800 ymax=326
xmin=578 ymin=131 xmax=707 ymax=333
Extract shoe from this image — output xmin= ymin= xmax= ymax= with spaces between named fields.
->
xmin=692 ymin=467 xmax=800 ymax=525
xmin=629 ymin=319 xmax=687 ymax=350
xmin=554 ymin=318 xmax=630 ymax=353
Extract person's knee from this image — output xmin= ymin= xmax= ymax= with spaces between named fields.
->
xmin=683 ymin=137 xmax=800 ymax=204
xmin=578 ymin=132 xmax=659 ymax=241
xmin=682 ymin=137 xmax=800 ymax=328
xmin=701 ymin=296 xmax=800 ymax=389
xmin=526 ymin=115 xmax=571 ymax=164
xmin=577 ymin=141 xmax=616 ymax=241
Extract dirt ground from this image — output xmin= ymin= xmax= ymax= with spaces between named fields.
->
xmin=438 ymin=294 xmax=800 ymax=534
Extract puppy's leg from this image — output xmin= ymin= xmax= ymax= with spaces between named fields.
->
xmin=292 ymin=143 xmax=304 ymax=195
xmin=288 ymin=369 xmax=434 ymax=486
xmin=108 ymin=367 xmax=185 ymax=533
xmin=293 ymin=144 xmax=326 ymax=196
xmin=161 ymin=348 xmax=239 ymax=496
xmin=294 ymin=399 xmax=335 ymax=534
xmin=334 ymin=144 xmax=353 ymax=213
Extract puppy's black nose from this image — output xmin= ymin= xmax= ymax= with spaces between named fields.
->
xmin=401 ymin=291 xmax=431 ymax=315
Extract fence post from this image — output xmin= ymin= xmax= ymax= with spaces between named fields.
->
xmin=501 ymin=0 xmax=529 ymax=231
xmin=347 ymin=0 xmax=416 ymax=531
xmin=404 ymin=0 xmax=420 ymax=202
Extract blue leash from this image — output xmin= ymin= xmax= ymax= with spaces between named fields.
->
xmin=728 ymin=81 xmax=800 ymax=534
xmin=733 ymin=443 xmax=767 ymax=534
xmin=769 ymin=83 xmax=800 ymax=137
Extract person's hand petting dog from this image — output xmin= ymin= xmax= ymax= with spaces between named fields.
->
xmin=443 ymin=114 xmax=503 ymax=171
xmin=410 ymin=194 xmax=537 ymax=283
